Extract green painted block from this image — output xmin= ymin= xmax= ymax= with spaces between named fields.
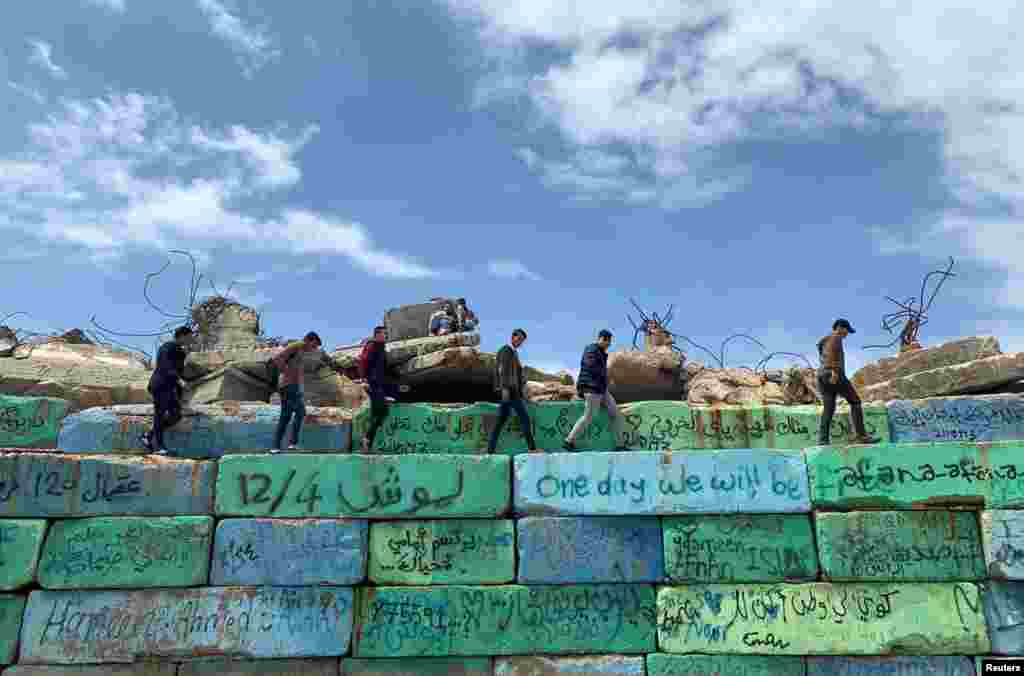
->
xmin=806 ymin=441 xmax=1024 ymax=509
xmin=0 ymin=520 xmax=47 ymax=590
xmin=816 ymin=511 xmax=986 ymax=581
xmin=0 ymin=594 xmax=26 ymax=664
xmin=0 ymin=395 xmax=69 ymax=448
xmin=215 ymin=454 xmax=511 ymax=518
xmin=354 ymin=585 xmax=656 ymax=656
xmin=368 ymin=520 xmax=514 ymax=584
xmin=663 ymin=515 xmax=817 ymax=583
xmin=657 ymin=582 xmax=989 ymax=655
xmin=646 ymin=654 xmax=805 ymax=676
xmin=37 ymin=517 xmax=213 ymax=589
xmin=342 ymin=657 xmax=491 ymax=676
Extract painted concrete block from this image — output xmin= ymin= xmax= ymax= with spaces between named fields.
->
xmin=3 ymin=666 xmax=177 ymax=676
xmin=816 ymin=511 xmax=986 ymax=581
xmin=0 ymin=595 xmax=26 ymax=665
xmin=983 ymin=510 xmax=1024 ymax=580
xmin=37 ymin=517 xmax=213 ymax=589
xmin=657 ymin=582 xmax=989 ymax=655
xmin=18 ymin=587 xmax=354 ymax=663
xmin=369 ymin=520 xmax=514 ymax=584
xmin=212 ymin=518 xmax=367 ymax=586
xmin=646 ymin=654 xmax=805 ymax=676
xmin=341 ymin=658 xmax=491 ymax=676
xmin=663 ymin=515 xmax=817 ymax=583
xmin=57 ymin=404 xmax=351 ymax=457
xmin=516 ymin=516 xmax=663 ymax=584
xmin=0 ymin=452 xmax=215 ymax=517
xmin=514 ymin=451 xmax=809 ymax=516
xmin=353 ymin=584 xmax=656 ymax=656
xmin=0 ymin=396 xmax=69 ymax=449
xmin=981 ymin=581 xmax=1024 ymax=655
xmin=215 ymin=454 xmax=510 ymax=518
xmin=494 ymin=656 xmax=644 ymax=676
xmin=179 ymin=660 xmax=340 ymax=676
xmin=806 ymin=656 xmax=975 ymax=675
xmin=806 ymin=441 xmax=1024 ymax=509
xmin=0 ymin=520 xmax=46 ymax=590
xmin=888 ymin=395 xmax=1024 ymax=444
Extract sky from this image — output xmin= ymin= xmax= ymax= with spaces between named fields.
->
xmin=2 ymin=1 xmax=1022 ymax=378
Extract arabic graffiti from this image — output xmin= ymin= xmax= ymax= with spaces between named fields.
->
xmin=888 ymin=397 xmax=1024 ymax=444
xmin=369 ymin=519 xmax=515 ymax=584
xmin=0 ymin=395 xmax=68 ymax=448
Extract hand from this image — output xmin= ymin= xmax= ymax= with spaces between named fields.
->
xmin=399 ymin=384 xmax=410 ymax=393
xmin=829 ymin=370 xmax=839 ymax=385
xmin=501 ymin=388 xmax=510 ymax=402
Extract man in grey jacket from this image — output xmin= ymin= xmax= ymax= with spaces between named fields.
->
xmin=488 ymin=328 xmax=537 ymax=452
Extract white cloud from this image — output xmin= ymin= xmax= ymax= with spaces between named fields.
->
xmin=196 ymin=0 xmax=280 ymax=77
xmin=487 ymin=259 xmax=542 ymax=281
xmin=0 ymin=91 xmax=441 ymax=279
xmin=7 ymin=81 xmax=45 ymax=104
xmin=83 ymin=0 xmax=126 ymax=11
xmin=27 ymin=40 xmax=67 ymax=80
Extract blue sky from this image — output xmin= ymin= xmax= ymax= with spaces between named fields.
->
xmin=2 ymin=1 xmax=1022 ymax=377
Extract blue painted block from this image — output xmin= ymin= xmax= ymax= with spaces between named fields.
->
xmin=0 ymin=452 xmax=214 ymax=517
xmin=806 ymin=656 xmax=975 ymax=675
xmin=57 ymin=404 xmax=351 ymax=457
xmin=211 ymin=518 xmax=368 ymax=585
xmin=513 ymin=451 xmax=810 ymax=516
xmin=982 ymin=581 xmax=1024 ymax=655
xmin=888 ymin=395 xmax=1024 ymax=444
xmin=516 ymin=516 xmax=663 ymax=583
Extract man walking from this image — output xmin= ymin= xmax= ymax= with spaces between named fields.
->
xmin=488 ymin=328 xmax=537 ymax=452
xmin=141 ymin=326 xmax=193 ymax=455
xmin=270 ymin=331 xmax=322 ymax=453
xmin=817 ymin=318 xmax=880 ymax=445
xmin=358 ymin=326 xmax=410 ymax=452
xmin=564 ymin=329 xmax=627 ymax=451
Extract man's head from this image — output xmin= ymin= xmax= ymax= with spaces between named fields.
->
xmin=832 ymin=318 xmax=855 ymax=338
xmin=442 ymin=303 xmax=452 ymax=314
xmin=456 ymin=298 xmax=467 ymax=307
xmin=302 ymin=331 xmax=323 ymax=351
xmin=373 ymin=326 xmax=387 ymax=343
xmin=597 ymin=329 xmax=613 ymax=350
xmin=511 ymin=328 xmax=527 ymax=348
xmin=173 ymin=326 xmax=194 ymax=345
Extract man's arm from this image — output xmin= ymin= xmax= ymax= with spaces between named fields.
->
xmin=272 ymin=341 xmax=302 ymax=368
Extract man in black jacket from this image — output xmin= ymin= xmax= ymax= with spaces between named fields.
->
xmin=488 ymin=328 xmax=537 ymax=452
xmin=140 ymin=326 xmax=193 ymax=455
xmin=357 ymin=326 xmax=409 ymax=452
xmin=564 ymin=329 xmax=627 ymax=451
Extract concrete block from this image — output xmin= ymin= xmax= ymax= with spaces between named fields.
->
xmin=369 ymin=519 xmax=514 ymax=584
xmin=179 ymin=660 xmax=340 ymax=676
xmin=0 ymin=520 xmax=47 ymax=590
xmin=516 ymin=516 xmax=663 ymax=583
xmin=888 ymin=395 xmax=1024 ymax=443
xmin=984 ymin=510 xmax=1024 ymax=580
xmin=663 ymin=515 xmax=817 ymax=583
xmin=341 ymin=658 xmax=490 ymax=676
xmin=806 ymin=656 xmax=975 ymax=675
xmin=57 ymin=404 xmax=351 ymax=457
xmin=513 ymin=451 xmax=809 ymax=516
xmin=353 ymin=584 xmax=656 ymax=657
xmin=816 ymin=511 xmax=985 ymax=581
xmin=494 ymin=655 xmax=644 ymax=676
xmin=982 ymin=581 xmax=1024 ymax=655
xmin=646 ymin=654 xmax=805 ymax=676
xmin=2 ymin=666 xmax=177 ymax=676
xmin=0 ymin=396 xmax=69 ymax=449
xmin=37 ymin=517 xmax=213 ymax=589
xmin=0 ymin=595 xmax=26 ymax=665
xmin=211 ymin=518 xmax=367 ymax=586
xmin=805 ymin=441 xmax=1024 ymax=509
xmin=0 ymin=452 xmax=215 ymax=517
xmin=215 ymin=454 xmax=510 ymax=518
xmin=19 ymin=587 xmax=354 ymax=663
xmin=657 ymin=582 xmax=989 ymax=655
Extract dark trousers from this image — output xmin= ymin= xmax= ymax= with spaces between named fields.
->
xmin=489 ymin=396 xmax=536 ymax=451
xmin=364 ymin=383 xmax=399 ymax=449
xmin=817 ymin=371 xmax=868 ymax=444
xmin=274 ymin=384 xmax=306 ymax=448
xmin=150 ymin=385 xmax=182 ymax=449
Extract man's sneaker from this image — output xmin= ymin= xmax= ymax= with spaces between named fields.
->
xmin=853 ymin=434 xmax=880 ymax=445
xmin=287 ymin=444 xmax=298 ymax=450
xmin=154 ymin=447 xmax=172 ymax=456
xmin=385 ymin=397 xmax=396 ymax=403
xmin=138 ymin=434 xmax=154 ymax=452
xmin=562 ymin=439 xmax=575 ymax=451
xmin=269 ymin=448 xmax=281 ymax=454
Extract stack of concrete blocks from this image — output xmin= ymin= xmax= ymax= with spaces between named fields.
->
xmin=1 ymin=394 xmax=1024 ymax=674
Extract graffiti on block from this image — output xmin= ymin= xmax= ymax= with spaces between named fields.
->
xmin=0 ymin=396 xmax=68 ymax=448
xmin=888 ymin=397 xmax=1024 ymax=443
xmin=370 ymin=520 xmax=514 ymax=584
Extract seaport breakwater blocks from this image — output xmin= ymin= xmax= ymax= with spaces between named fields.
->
xmin=0 ymin=520 xmax=46 ymax=590
xmin=368 ymin=519 xmax=514 ymax=585
xmin=0 ymin=396 xmax=69 ymax=450
xmin=887 ymin=395 xmax=1024 ymax=444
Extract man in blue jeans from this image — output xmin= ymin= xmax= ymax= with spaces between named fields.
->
xmin=270 ymin=331 xmax=322 ymax=453
xmin=488 ymin=328 xmax=537 ymax=452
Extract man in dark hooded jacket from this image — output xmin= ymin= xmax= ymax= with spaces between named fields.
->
xmin=488 ymin=328 xmax=537 ymax=452
xmin=358 ymin=326 xmax=409 ymax=452
xmin=564 ymin=329 xmax=626 ymax=451
xmin=140 ymin=326 xmax=193 ymax=455
xmin=817 ymin=318 xmax=879 ymax=445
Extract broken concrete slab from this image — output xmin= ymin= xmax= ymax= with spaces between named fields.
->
xmin=0 ymin=395 xmax=69 ymax=449
xmin=383 ymin=300 xmax=458 ymax=342
xmin=853 ymin=336 xmax=1002 ymax=389
xmin=329 ymin=332 xmax=481 ymax=373
xmin=185 ymin=366 xmax=275 ymax=405
xmin=861 ymin=351 xmax=1024 ymax=402
xmin=608 ymin=349 xmax=684 ymax=403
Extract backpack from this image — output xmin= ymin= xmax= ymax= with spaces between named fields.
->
xmin=358 ymin=340 xmax=374 ymax=379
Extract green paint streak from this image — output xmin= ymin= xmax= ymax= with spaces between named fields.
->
xmin=354 ymin=585 xmax=656 ymax=657
xmin=369 ymin=520 xmax=515 ymax=585
xmin=0 ymin=520 xmax=47 ymax=590
xmin=0 ymin=594 xmax=27 ymax=665
xmin=646 ymin=654 xmax=806 ymax=676
xmin=215 ymin=454 xmax=510 ymax=518
xmin=663 ymin=515 xmax=818 ymax=583
xmin=816 ymin=511 xmax=985 ymax=581
xmin=37 ymin=517 xmax=213 ymax=589
xmin=0 ymin=395 xmax=69 ymax=448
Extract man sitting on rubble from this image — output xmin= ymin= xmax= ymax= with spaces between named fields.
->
xmin=428 ymin=303 xmax=454 ymax=336
xmin=454 ymin=298 xmax=478 ymax=332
